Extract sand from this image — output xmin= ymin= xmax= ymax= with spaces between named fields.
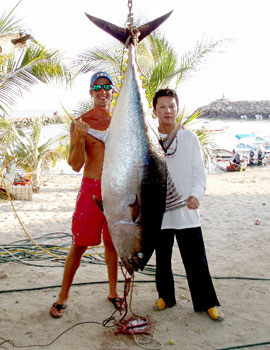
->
xmin=0 ymin=167 xmax=270 ymax=350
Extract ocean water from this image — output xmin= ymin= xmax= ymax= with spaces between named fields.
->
xmin=38 ymin=117 xmax=270 ymax=175
xmin=40 ymin=117 xmax=270 ymax=149
xmin=39 ymin=123 xmax=68 ymax=144
xmin=190 ymin=118 xmax=270 ymax=151
xmin=8 ymin=109 xmax=270 ymax=151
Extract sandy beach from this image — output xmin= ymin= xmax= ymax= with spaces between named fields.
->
xmin=0 ymin=167 xmax=270 ymax=350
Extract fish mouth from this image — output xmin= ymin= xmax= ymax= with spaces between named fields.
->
xmin=121 ymin=253 xmax=144 ymax=275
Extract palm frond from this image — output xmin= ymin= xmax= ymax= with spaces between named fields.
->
xmin=0 ymin=116 xmax=69 ymax=181
xmin=1 ymin=2 xmax=74 ymax=111
xmin=72 ymin=45 xmax=123 ymax=84
xmin=71 ymin=100 xmax=93 ymax=117
xmin=0 ymin=40 xmax=73 ymax=109
xmin=70 ymin=24 xmax=230 ymax=162
xmin=0 ymin=0 xmax=22 ymax=36
xmin=26 ymin=41 xmax=74 ymax=85
xmin=0 ymin=52 xmax=39 ymax=108
xmin=175 ymin=36 xmax=231 ymax=87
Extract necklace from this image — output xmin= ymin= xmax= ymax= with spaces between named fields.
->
xmin=165 ymin=137 xmax=178 ymax=157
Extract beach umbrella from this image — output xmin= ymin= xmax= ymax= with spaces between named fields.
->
xmin=235 ymin=133 xmax=257 ymax=140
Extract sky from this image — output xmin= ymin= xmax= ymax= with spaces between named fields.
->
xmin=2 ymin=0 xmax=270 ymax=115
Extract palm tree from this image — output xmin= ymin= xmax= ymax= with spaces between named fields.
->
xmin=0 ymin=116 xmax=67 ymax=189
xmin=0 ymin=1 xmax=74 ymax=114
xmin=0 ymin=2 xmax=75 ymax=190
xmin=73 ymin=30 xmax=227 ymax=101
xmin=72 ymin=30 xmax=226 ymax=160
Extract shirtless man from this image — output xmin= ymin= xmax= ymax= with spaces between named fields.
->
xmin=50 ymin=72 xmax=120 ymax=318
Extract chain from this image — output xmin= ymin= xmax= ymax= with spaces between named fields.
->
xmin=126 ymin=0 xmax=134 ymax=30
xmin=124 ymin=0 xmax=148 ymax=83
xmin=127 ymin=0 xmax=133 ymax=17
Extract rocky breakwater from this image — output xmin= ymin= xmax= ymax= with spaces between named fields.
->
xmin=195 ymin=99 xmax=270 ymax=119
xmin=9 ymin=114 xmax=69 ymax=128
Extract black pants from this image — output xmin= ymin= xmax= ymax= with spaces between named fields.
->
xmin=155 ymin=227 xmax=220 ymax=311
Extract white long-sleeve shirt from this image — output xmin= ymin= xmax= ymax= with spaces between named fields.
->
xmin=161 ymin=128 xmax=206 ymax=230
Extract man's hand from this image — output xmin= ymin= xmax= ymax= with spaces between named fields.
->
xmin=187 ymin=195 xmax=200 ymax=210
xmin=74 ymin=118 xmax=89 ymax=139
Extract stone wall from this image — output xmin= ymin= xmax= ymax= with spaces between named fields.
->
xmin=195 ymin=99 xmax=270 ymax=119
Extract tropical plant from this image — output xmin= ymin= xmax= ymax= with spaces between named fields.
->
xmin=0 ymin=116 xmax=68 ymax=190
xmin=0 ymin=1 xmax=74 ymax=114
xmin=72 ymin=29 xmax=227 ymax=162
xmin=0 ymin=1 xmax=75 ymax=190
xmin=73 ymin=30 xmax=228 ymax=102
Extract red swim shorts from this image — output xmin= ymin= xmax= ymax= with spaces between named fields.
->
xmin=72 ymin=177 xmax=111 ymax=246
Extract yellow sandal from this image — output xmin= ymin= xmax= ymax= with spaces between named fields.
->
xmin=153 ymin=298 xmax=167 ymax=311
xmin=207 ymin=306 xmax=224 ymax=321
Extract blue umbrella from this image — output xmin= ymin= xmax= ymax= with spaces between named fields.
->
xmin=235 ymin=133 xmax=257 ymax=139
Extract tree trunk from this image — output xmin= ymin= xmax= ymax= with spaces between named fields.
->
xmin=32 ymin=162 xmax=43 ymax=191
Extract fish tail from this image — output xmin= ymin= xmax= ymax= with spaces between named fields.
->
xmin=136 ymin=10 xmax=173 ymax=43
xmin=85 ymin=10 xmax=173 ymax=45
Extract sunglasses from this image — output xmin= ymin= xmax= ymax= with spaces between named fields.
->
xmin=92 ymin=84 xmax=113 ymax=91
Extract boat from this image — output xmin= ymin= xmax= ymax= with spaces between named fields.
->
xmin=235 ymin=134 xmax=257 ymax=162
xmin=202 ymin=126 xmax=229 ymax=134
xmin=224 ymin=159 xmax=248 ymax=172
xmin=235 ymin=134 xmax=269 ymax=166
xmin=213 ymin=148 xmax=234 ymax=160
xmin=211 ymin=149 xmax=248 ymax=172
xmin=213 ymin=158 xmax=248 ymax=172
xmin=264 ymin=144 xmax=270 ymax=156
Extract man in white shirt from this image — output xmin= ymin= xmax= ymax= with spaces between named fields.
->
xmin=152 ymin=88 xmax=224 ymax=321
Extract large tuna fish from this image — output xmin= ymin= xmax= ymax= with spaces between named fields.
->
xmin=85 ymin=10 xmax=185 ymax=275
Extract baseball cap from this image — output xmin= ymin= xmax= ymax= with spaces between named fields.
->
xmin=90 ymin=71 xmax=113 ymax=86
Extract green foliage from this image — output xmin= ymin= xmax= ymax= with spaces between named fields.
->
xmin=0 ymin=116 xmax=68 ymax=187
xmin=72 ymin=44 xmax=125 ymax=92
xmin=0 ymin=0 xmax=22 ymax=36
xmin=71 ymin=27 xmax=228 ymax=163
xmin=0 ymin=1 xmax=74 ymax=113
xmin=72 ymin=29 xmax=228 ymax=106
xmin=141 ymin=32 xmax=179 ymax=103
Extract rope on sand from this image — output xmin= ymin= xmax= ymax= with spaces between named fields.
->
xmin=0 ymin=232 xmax=105 ymax=267
xmin=1 ymin=167 xmax=105 ymax=262
xmin=1 ymin=168 xmax=60 ymax=258
xmin=216 ymin=341 xmax=270 ymax=349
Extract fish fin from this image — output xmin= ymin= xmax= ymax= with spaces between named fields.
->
xmin=85 ymin=13 xmax=128 ymax=44
xmin=129 ymin=194 xmax=140 ymax=223
xmin=165 ymin=170 xmax=187 ymax=212
xmin=137 ymin=11 xmax=173 ymax=42
xmin=85 ymin=11 xmax=173 ymax=45
xmin=93 ymin=195 xmax=104 ymax=212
